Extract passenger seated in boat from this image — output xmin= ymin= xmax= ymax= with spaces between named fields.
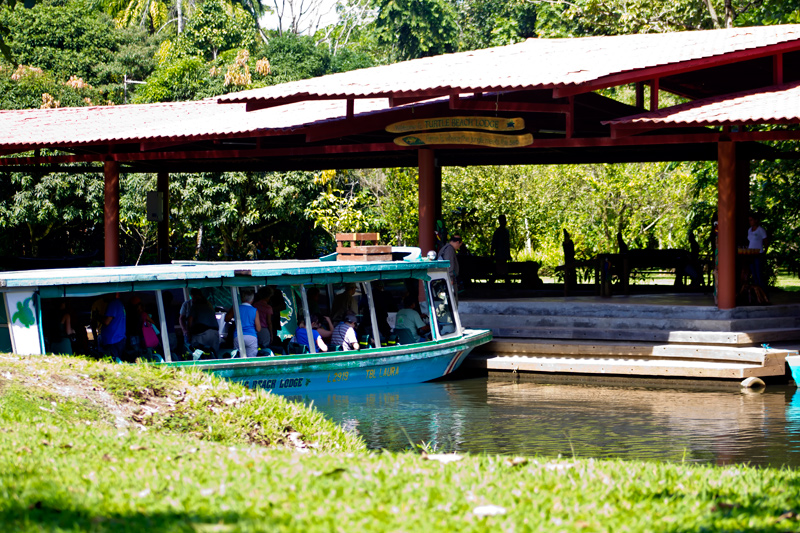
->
xmin=187 ymin=289 xmax=220 ymax=357
xmin=331 ymin=313 xmax=359 ymax=351
xmin=225 ymin=288 xmax=261 ymax=358
xmin=331 ymin=283 xmax=358 ymax=323
xmin=253 ymin=287 xmax=273 ymax=349
xmin=394 ymin=296 xmax=430 ymax=344
xmin=100 ymin=295 xmax=127 ymax=360
xmin=46 ymin=299 xmax=75 ymax=355
xmin=293 ymin=314 xmax=328 ymax=353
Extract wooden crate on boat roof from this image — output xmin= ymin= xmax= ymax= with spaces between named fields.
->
xmin=336 ymin=232 xmax=391 ymax=261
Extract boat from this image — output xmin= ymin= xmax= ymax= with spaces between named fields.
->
xmin=0 ymin=252 xmax=492 ymax=393
xmin=786 ymin=355 xmax=800 ymax=386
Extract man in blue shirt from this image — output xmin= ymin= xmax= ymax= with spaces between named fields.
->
xmin=101 ymin=295 xmax=126 ymax=360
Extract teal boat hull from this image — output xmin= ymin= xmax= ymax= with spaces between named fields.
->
xmin=164 ymin=329 xmax=492 ymax=393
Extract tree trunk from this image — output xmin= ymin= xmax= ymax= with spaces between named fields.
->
xmin=702 ymin=0 xmax=721 ymax=28
xmin=195 ymin=225 xmax=203 ymax=259
xmin=724 ymin=0 xmax=733 ymax=27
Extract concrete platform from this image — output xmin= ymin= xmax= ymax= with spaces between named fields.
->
xmin=459 ymin=292 xmax=800 ymax=381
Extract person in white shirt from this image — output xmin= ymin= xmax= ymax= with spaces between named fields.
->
xmin=747 ymin=214 xmax=768 ymax=289
xmin=331 ymin=313 xmax=359 ymax=351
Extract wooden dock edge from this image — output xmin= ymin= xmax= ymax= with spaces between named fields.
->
xmin=466 ymin=337 xmax=795 ymax=381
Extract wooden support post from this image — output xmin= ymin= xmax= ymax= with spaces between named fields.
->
xmin=104 ymin=161 xmax=120 ymax=267
xmin=773 ymin=54 xmax=784 ymax=85
xmin=157 ymin=171 xmax=170 ymax=264
xmin=434 ymin=163 xmax=442 ymax=232
xmin=418 ymin=148 xmax=436 ymax=256
xmin=736 ymin=156 xmax=751 ymax=244
xmin=650 ymin=78 xmax=659 ymax=111
xmin=718 ymin=142 xmax=737 ymax=310
xmin=635 ymin=82 xmax=644 ymax=109
xmin=566 ymin=96 xmax=574 ymax=139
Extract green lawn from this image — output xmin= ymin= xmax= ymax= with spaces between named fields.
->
xmin=3 ymin=355 xmax=800 ymax=532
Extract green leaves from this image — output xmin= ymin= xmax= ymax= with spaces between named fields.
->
xmin=373 ymin=0 xmax=458 ymax=61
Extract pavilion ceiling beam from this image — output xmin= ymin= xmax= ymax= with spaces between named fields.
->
xmin=304 ymin=103 xmax=450 ymax=143
xmin=389 ymin=95 xmax=447 ymax=107
xmin=609 ymin=120 xmax=800 ymax=138
xmin=0 ymin=142 xmax=408 ymax=167
xmin=2 ymin=129 xmax=800 ymax=170
xmin=243 ymin=93 xmax=393 ymax=112
xmin=447 ymin=95 xmax=571 ymax=114
xmin=552 ymin=41 xmax=800 ymax=98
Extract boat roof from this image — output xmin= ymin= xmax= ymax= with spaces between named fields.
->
xmin=0 ymin=259 xmax=448 ymax=298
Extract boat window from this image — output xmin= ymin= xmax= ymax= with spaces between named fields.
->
xmin=390 ymin=280 xmax=431 ymax=346
xmin=429 ymin=278 xmax=458 ymax=338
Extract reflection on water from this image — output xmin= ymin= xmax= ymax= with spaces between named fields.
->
xmin=298 ymin=377 xmax=800 ymax=468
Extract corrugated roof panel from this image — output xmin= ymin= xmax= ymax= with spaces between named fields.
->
xmin=219 ymin=25 xmax=800 ymax=104
xmin=0 ymin=97 xmax=401 ymax=148
xmin=606 ymin=81 xmax=800 ymax=127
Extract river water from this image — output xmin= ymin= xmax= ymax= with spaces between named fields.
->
xmin=298 ymin=377 xmax=800 ymax=468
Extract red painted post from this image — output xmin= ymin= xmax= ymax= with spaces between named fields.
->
xmin=735 ymin=157 xmax=751 ymax=244
xmin=418 ymin=148 xmax=436 ymax=256
xmin=717 ymin=142 xmax=737 ymax=309
xmin=104 ymin=161 xmax=120 ymax=267
xmin=433 ymin=163 xmax=442 ymax=234
xmin=157 ymin=171 xmax=170 ymax=264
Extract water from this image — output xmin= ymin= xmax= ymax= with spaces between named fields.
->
xmin=298 ymin=377 xmax=800 ymax=468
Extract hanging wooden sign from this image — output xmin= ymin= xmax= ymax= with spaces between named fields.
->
xmin=386 ymin=116 xmax=525 ymax=133
xmin=393 ymin=131 xmax=533 ymax=148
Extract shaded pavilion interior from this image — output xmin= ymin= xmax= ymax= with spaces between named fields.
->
xmin=2 ymin=25 xmax=800 ymax=310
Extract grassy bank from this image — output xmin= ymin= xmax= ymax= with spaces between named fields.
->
xmin=2 ymin=356 xmax=800 ymax=532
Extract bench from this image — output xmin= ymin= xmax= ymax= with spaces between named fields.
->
xmin=459 ymin=256 xmax=543 ymax=289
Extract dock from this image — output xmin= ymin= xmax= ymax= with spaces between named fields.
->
xmin=459 ymin=293 xmax=800 ymax=383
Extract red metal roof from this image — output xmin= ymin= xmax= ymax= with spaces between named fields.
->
xmin=0 ymin=97 xmax=409 ymax=149
xmin=606 ymin=81 xmax=800 ymax=133
xmin=219 ymin=25 xmax=800 ymax=106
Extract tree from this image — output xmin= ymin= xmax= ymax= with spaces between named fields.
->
xmin=1 ymin=0 xmax=123 ymax=86
xmin=373 ymin=0 xmax=458 ymax=61
xmin=0 ymin=169 xmax=103 ymax=258
xmin=269 ymin=0 xmax=333 ymax=36
xmin=456 ymin=0 xmax=537 ymax=50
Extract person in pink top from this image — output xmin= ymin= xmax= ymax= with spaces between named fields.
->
xmin=254 ymin=287 xmax=274 ymax=348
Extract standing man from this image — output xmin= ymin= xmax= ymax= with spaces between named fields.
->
xmin=490 ymin=215 xmax=511 ymax=284
xmin=747 ymin=213 xmax=768 ymax=290
xmin=437 ymin=234 xmax=463 ymax=301
xmin=101 ymin=295 xmax=126 ymax=360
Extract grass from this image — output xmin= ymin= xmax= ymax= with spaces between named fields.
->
xmin=4 ymin=355 xmax=800 ymax=531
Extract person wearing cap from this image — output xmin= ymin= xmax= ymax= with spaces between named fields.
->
xmin=332 ymin=313 xmax=359 ymax=351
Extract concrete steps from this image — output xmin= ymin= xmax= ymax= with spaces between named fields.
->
xmin=460 ymin=312 xmax=800 ymax=332
xmin=459 ymin=298 xmax=800 ymax=346
xmin=459 ymin=296 xmax=800 ymax=380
